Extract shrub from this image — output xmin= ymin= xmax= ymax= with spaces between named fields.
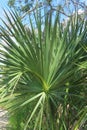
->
xmin=0 ymin=10 xmax=87 ymax=130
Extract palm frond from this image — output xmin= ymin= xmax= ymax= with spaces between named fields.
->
xmin=0 ymin=10 xmax=87 ymax=130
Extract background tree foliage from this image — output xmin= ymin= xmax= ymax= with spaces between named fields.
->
xmin=7 ymin=0 xmax=87 ymax=19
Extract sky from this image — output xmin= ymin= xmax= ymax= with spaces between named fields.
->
xmin=0 ymin=0 xmax=9 ymax=26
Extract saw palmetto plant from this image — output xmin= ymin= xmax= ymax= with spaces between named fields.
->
xmin=0 ymin=10 xmax=87 ymax=130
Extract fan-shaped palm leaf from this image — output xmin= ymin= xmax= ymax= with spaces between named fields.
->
xmin=0 ymin=10 xmax=87 ymax=130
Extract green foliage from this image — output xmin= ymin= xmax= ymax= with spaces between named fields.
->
xmin=8 ymin=0 xmax=15 ymax=7
xmin=0 ymin=10 xmax=87 ymax=130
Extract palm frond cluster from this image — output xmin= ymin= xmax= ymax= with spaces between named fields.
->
xmin=0 ymin=10 xmax=87 ymax=130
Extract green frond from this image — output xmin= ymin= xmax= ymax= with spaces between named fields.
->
xmin=0 ymin=10 xmax=87 ymax=130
